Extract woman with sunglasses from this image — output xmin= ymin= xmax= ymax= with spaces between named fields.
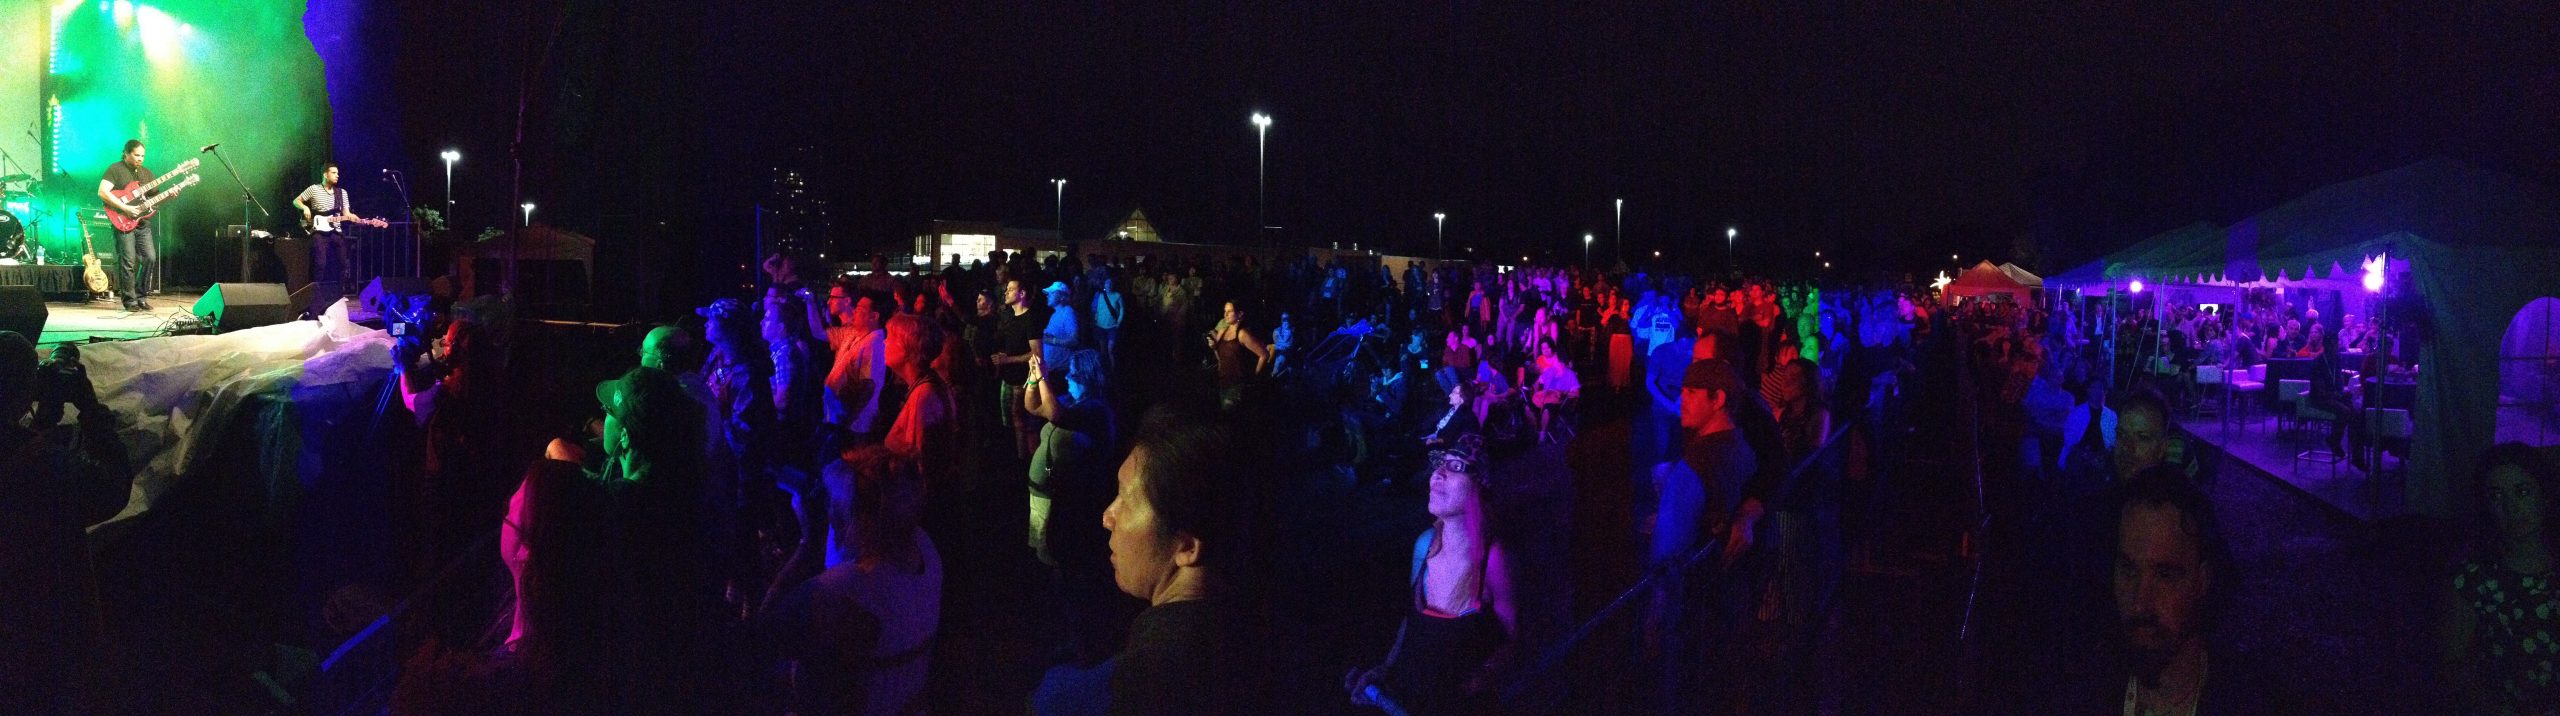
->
xmin=1347 ymin=435 xmax=1517 ymax=714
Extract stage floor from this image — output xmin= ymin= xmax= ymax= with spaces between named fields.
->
xmin=36 ymin=290 xmax=211 ymax=347
xmin=2177 ymin=410 xmax=2407 ymax=523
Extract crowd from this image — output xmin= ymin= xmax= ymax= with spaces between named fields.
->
xmin=4 ymin=239 xmax=2558 ymax=714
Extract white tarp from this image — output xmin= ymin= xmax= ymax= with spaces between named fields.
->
xmin=73 ymin=308 xmax=392 ymax=533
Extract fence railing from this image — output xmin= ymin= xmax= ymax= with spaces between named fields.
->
xmin=1496 ymin=422 xmax=1854 ymax=707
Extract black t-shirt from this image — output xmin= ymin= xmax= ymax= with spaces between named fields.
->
xmin=103 ymin=160 xmax=153 ymax=190
xmin=1109 ymin=597 xmax=1278 ymax=716
xmin=992 ymin=308 xmax=1042 ymax=383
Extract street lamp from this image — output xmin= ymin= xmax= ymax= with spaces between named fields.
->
xmin=520 ymin=202 xmax=534 ymax=227
xmin=1051 ymin=178 xmax=1066 ymax=239
xmin=1613 ymin=198 xmax=1623 ymax=266
xmin=1583 ymin=232 xmax=1594 ymax=268
xmin=1433 ymin=212 xmax=1446 ymax=258
xmin=439 ymin=149 xmax=459 ymax=223
xmin=1726 ymin=226 xmax=1738 ymax=271
xmin=1251 ymin=112 xmax=1272 ymax=237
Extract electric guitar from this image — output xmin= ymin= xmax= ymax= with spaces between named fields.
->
xmin=307 ymin=210 xmax=387 ymax=234
xmin=80 ymin=216 xmax=110 ymax=295
xmin=103 ymin=158 xmax=202 ymax=232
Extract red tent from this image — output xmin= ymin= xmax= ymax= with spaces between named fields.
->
xmin=1942 ymin=260 xmax=2032 ymax=304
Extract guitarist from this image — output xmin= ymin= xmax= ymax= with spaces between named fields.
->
xmin=294 ymin=163 xmax=374 ymax=286
xmin=96 ymin=139 xmax=159 ymax=311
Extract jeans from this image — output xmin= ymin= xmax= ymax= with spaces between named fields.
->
xmin=115 ymin=223 xmax=156 ymax=301
xmin=313 ymin=231 xmax=353 ymax=285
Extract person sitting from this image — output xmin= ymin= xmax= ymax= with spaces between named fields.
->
xmin=1528 ymin=346 xmax=1581 ymax=443
xmin=1346 ymin=435 xmax=1518 ymax=715
xmin=759 ymin=445 xmax=942 ymax=716
xmin=1424 ymin=381 xmax=1488 ymax=447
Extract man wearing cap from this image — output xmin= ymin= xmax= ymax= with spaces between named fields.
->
xmin=1039 ymin=281 xmax=1082 ymax=380
xmin=1650 ymin=358 xmax=1766 ymax=571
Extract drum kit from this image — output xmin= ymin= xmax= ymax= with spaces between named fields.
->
xmin=1 ymin=172 xmax=42 ymax=263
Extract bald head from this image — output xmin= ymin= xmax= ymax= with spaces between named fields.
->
xmin=639 ymin=325 xmax=693 ymax=372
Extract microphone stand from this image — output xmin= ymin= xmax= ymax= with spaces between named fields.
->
xmin=203 ymin=145 xmax=269 ymax=283
xmin=384 ymin=170 xmax=416 ymax=278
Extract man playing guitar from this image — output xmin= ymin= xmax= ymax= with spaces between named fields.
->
xmin=97 ymin=140 xmax=165 ymax=311
xmin=294 ymin=163 xmax=383 ymax=285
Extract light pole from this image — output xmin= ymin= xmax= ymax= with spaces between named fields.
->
xmin=1251 ymin=112 xmax=1271 ymax=238
xmin=1727 ymin=226 xmax=1738 ymax=272
xmin=1583 ymin=232 xmax=1594 ymax=268
xmin=1051 ymin=178 xmax=1066 ymax=239
xmin=1433 ymin=212 xmax=1446 ymax=258
xmin=440 ymin=149 xmax=459 ymax=224
xmin=521 ymin=202 xmax=534 ymax=228
xmin=1613 ymin=198 xmax=1623 ymax=267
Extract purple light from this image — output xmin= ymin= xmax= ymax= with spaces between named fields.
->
xmin=2129 ymin=279 xmax=2145 ymax=294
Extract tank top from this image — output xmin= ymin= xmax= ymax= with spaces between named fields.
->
xmin=1214 ymin=329 xmax=1255 ymax=387
xmin=1379 ymin=530 xmax=1506 ymax=715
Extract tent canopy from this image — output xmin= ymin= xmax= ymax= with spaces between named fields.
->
xmin=2050 ymin=221 xmax=2217 ymax=288
xmin=2235 ymin=157 xmax=2560 ymax=283
xmin=1944 ymin=260 xmax=2032 ymax=302
xmin=1997 ymin=262 xmax=2042 ymax=288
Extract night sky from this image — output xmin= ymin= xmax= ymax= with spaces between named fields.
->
xmin=383 ymin=1 xmax=2560 ymax=291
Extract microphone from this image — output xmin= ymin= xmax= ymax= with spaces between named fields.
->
xmin=199 ymin=143 xmax=220 ymax=153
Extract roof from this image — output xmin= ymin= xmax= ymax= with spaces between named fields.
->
xmin=2234 ymin=157 xmax=2560 ymax=281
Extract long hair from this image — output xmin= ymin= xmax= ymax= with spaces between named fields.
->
xmin=2469 ymin=442 xmax=2560 ymax=566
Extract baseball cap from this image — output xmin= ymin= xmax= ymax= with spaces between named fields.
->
xmin=1682 ymin=358 xmax=1741 ymax=394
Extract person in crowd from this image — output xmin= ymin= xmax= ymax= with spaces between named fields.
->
xmin=0 ymin=335 xmax=133 ymax=714
xmin=1346 ymin=435 xmax=1518 ymax=715
xmin=1425 ymin=380 xmax=1489 ymax=448
xmin=591 ymin=365 xmax=723 ymax=708
xmin=2061 ymin=381 xmax=2118 ymax=480
xmin=992 ymin=279 xmax=1046 ymax=461
xmin=1209 ymin=300 xmax=1274 ymax=395
xmin=825 ymin=285 xmax=890 ymax=446
xmin=2111 ymin=388 xmax=2174 ymax=485
xmin=1529 ymin=345 xmax=1581 ymax=443
xmin=883 ymin=314 xmax=960 ymax=486
xmin=2043 ymin=466 xmax=2278 ymax=712
xmin=1271 ymin=311 xmax=1297 ymax=377
xmin=2438 ymin=443 xmax=2560 ymax=715
xmin=764 ymin=285 xmax=831 ymax=471
xmin=1025 ymin=348 xmax=1124 ymax=665
xmin=760 ymin=445 xmax=942 ymax=716
xmin=1093 ymin=402 xmax=1278 ymax=714
xmin=1093 ymin=275 xmax=1125 ymax=374
xmin=1041 ymin=281 xmax=1083 ymax=378
xmin=392 ymin=458 xmax=618 ymax=714
xmin=2303 ymin=327 xmax=2364 ymax=468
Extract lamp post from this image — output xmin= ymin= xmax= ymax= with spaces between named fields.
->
xmin=520 ymin=202 xmax=534 ymax=227
xmin=1583 ymin=232 xmax=1594 ymax=268
xmin=1613 ymin=198 xmax=1623 ymax=267
xmin=1727 ymin=226 xmax=1738 ymax=272
xmin=1251 ymin=112 xmax=1271 ymax=238
xmin=1433 ymin=212 xmax=1446 ymax=258
xmin=1051 ymin=178 xmax=1066 ymax=239
xmin=439 ymin=149 xmax=459 ymax=224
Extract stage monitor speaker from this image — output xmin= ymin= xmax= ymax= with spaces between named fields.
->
xmin=290 ymin=281 xmax=346 ymax=319
xmin=192 ymin=282 xmax=293 ymax=332
xmin=0 ymin=285 xmax=46 ymax=341
xmin=361 ymin=277 xmax=435 ymax=322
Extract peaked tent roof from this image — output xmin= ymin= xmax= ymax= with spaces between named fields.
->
xmin=1108 ymin=208 xmax=1164 ymax=242
xmin=1996 ymin=262 xmax=2042 ymax=288
xmin=2233 ymin=157 xmax=2560 ymax=282
xmin=2050 ymin=222 xmax=2206 ymax=288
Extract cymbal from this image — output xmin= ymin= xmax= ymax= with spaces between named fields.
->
xmin=0 ymin=173 xmax=31 ymax=184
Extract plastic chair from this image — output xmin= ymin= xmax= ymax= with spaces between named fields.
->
xmin=2193 ymin=365 xmax=2225 ymax=418
xmin=2224 ymin=364 xmax=2266 ymax=433
xmin=2367 ymin=407 xmax=2413 ymax=475
xmin=2292 ymin=394 xmax=2345 ymax=478
xmin=2275 ymin=379 xmax=2309 ymax=438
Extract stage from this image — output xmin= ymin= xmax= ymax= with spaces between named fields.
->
xmin=33 ymin=289 xmax=212 ymax=346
